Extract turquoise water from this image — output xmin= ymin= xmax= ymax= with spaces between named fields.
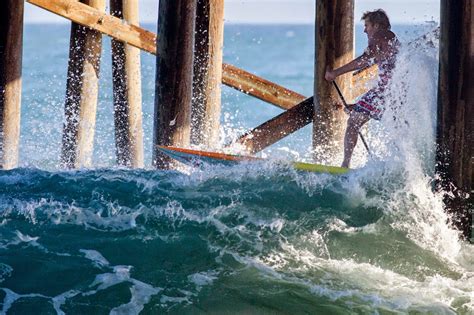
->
xmin=1 ymin=24 xmax=472 ymax=314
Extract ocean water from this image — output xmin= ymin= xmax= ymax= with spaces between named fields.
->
xmin=0 ymin=23 xmax=472 ymax=314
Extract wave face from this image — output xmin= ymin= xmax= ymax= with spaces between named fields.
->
xmin=1 ymin=24 xmax=472 ymax=314
xmin=0 ymin=162 xmax=472 ymax=314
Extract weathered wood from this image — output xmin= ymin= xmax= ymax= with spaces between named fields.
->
xmin=27 ymin=0 xmax=304 ymax=111
xmin=27 ymin=0 xmax=156 ymax=54
xmin=231 ymin=97 xmax=314 ymax=154
xmin=110 ymin=0 xmax=144 ymax=168
xmin=0 ymin=0 xmax=24 ymax=170
xmin=61 ymin=0 xmax=105 ymax=168
xmin=153 ymin=0 xmax=196 ymax=169
xmin=437 ymin=0 xmax=473 ymax=239
xmin=313 ymin=0 xmax=354 ymax=162
xmin=222 ymin=64 xmax=306 ymax=110
xmin=192 ymin=0 xmax=225 ymax=147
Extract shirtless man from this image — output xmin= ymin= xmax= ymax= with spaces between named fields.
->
xmin=325 ymin=9 xmax=399 ymax=168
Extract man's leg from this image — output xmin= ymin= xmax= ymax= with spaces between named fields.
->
xmin=342 ymin=111 xmax=370 ymax=168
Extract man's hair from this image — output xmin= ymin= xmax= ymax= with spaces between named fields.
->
xmin=361 ymin=9 xmax=391 ymax=30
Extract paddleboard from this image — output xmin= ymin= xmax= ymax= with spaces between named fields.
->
xmin=157 ymin=146 xmax=350 ymax=175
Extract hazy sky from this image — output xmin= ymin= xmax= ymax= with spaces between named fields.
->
xmin=25 ymin=0 xmax=440 ymax=25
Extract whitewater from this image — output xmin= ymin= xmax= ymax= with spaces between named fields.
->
xmin=0 ymin=23 xmax=472 ymax=314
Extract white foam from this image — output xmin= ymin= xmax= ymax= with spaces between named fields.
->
xmin=15 ymin=230 xmax=39 ymax=243
xmin=80 ymin=249 xmax=110 ymax=267
xmin=160 ymin=294 xmax=190 ymax=304
xmin=110 ymin=280 xmax=161 ymax=315
xmin=52 ymin=290 xmax=81 ymax=315
xmin=188 ymin=271 xmax=219 ymax=291
xmin=1 ymin=288 xmax=21 ymax=314
xmin=223 ymin=243 xmax=472 ymax=313
xmin=0 ymin=288 xmax=49 ymax=314
xmin=88 ymin=265 xmax=132 ymax=292
xmin=50 ymin=263 xmax=162 ymax=314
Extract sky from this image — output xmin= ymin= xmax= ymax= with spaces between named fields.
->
xmin=25 ymin=0 xmax=440 ymax=25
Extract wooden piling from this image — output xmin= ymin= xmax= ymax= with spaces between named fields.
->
xmin=191 ymin=0 xmax=225 ymax=148
xmin=110 ymin=0 xmax=144 ymax=168
xmin=153 ymin=0 xmax=197 ymax=169
xmin=0 ymin=0 xmax=24 ymax=170
xmin=437 ymin=0 xmax=473 ymax=239
xmin=61 ymin=0 xmax=105 ymax=168
xmin=313 ymin=0 xmax=354 ymax=162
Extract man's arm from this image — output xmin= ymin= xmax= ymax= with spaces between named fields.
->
xmin=325 ymin=53 xmax=374 ymax=81
xmin=325 ymin=35 xmax=382 ymax=81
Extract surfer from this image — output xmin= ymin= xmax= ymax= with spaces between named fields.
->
xmin=325 ymin=9 xmax=400 ymax=168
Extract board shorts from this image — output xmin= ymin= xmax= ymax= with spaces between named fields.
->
xmin=353 ymin=73 xmax=391 ymax=120
xmin=353 ymin=88 xmax=384 ymax=120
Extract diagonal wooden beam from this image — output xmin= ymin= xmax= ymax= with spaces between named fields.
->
xmin=27 ymin=0 xmax=305 ymax=110
xmin=27 ymin=0 xmax=157 ymax=53
xmin=230 ymin=97 xmax=314 ymax=154
xmin=222 ymin=64 xmax=306 ymax=110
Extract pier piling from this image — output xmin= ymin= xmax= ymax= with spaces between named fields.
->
xmin=111 ymin=0 xmax=144 ymax=168
xmin=153 ymin=0 xmax=197 ymax=169
xmin=61 ymin=0 xmax=105 ymax=168
xmin=0 ymin=0 xmax=24 ymax=170
xmin=191 ymin=0 xmax=225 ymax=148
xmin=313 ymin=0 xmax=354 ymax=162
xmin=437 ymin=0 xmax=473 ymax=239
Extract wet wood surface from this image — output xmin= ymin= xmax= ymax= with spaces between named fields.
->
xmin=0 ymin=0 xmax=24 ymax=169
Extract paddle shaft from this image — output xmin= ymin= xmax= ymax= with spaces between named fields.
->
xmin=332 ymin=81 xmax=372 ymax=156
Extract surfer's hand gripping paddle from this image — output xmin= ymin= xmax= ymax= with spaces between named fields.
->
xmin=332 ymin=81 xmax=373 ymax=157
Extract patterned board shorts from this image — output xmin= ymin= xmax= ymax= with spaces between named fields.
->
xmin=353 ymin=87 xmax=384 ymax=120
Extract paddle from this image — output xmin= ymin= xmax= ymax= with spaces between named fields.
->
xmin=332 ymin=81 xmax=372 ymax=156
